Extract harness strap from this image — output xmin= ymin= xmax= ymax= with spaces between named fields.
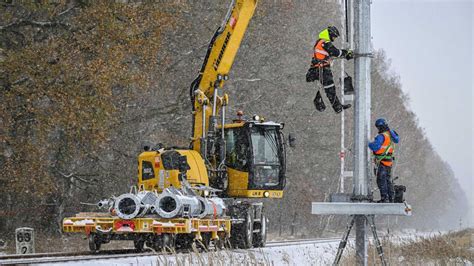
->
xmin=312 ymin=62 xmax=330 ymax=68
xmin=374 ymin=132 xmax=395 ymax=162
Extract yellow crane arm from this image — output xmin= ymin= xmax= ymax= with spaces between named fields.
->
xmin=190 ymin=0 xmax=257 ymax=153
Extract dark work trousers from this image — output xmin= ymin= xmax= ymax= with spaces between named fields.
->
xmin=376 ymin=164 xmax=394 ymax=201
xmin=306 ymin=66 xmax=343 ymax=112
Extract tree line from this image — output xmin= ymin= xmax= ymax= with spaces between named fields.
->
xmin=0 ymin=1 xmax=468 ymax=241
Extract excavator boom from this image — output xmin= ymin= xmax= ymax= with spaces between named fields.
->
xmin=190 ymin=0 xmax=257 ymax=153
xmin=188 ymin=0 xmax=286 ymax=199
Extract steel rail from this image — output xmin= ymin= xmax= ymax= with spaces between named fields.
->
xmin=0 ymin=237 xmax=344 ymax=265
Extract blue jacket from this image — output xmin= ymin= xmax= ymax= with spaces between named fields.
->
xmin=368 ymin=130 xmax=399 ymax=152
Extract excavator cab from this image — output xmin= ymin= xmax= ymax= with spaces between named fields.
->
xmin=221 ymin=120 xmax=286 ymax=198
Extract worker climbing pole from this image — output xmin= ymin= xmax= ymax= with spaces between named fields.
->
xmin=306 ymin=26 xmax=354 ymax=113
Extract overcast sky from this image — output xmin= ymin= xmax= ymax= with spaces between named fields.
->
xmin=371 ymin=0 xmax=473 ymax=222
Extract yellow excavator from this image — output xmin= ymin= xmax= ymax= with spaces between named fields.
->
xmin=63 ymin=0 xmax=288 ymax=250
xmin=140 ymin=0 xmax=286 ymax=199
xmin=138 ymin=0 xmax=287 ymax=247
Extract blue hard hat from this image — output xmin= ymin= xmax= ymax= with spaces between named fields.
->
xmin=375 ymin=118 xmax=387 ymax=128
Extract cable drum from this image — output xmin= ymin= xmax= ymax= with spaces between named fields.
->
xmin=154 ymin=189 xmax=227 ymax=219
xmin=154 ymin=189 xmax=202 ymax=219
xmin=114 ymin=192 xmax=152 ymax=219
xmin=113 ymin=188 xmax=228 ymax=219
xmin=200 ymin=197 xmax=226 ymax=218
xmin=114 ymin=193 xmax=143 ymax=220
xmin=155 ymin=192 xmax=181 ymax=218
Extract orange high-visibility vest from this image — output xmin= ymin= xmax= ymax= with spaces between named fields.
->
xmin=313 ymin=39 xmax=331 ymax=67
xmin=374 ymin=131 xmax=394 ymax=167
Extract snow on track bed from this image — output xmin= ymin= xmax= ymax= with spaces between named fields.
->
xmin=0 ymin=249 xmax=147 ymax=265
xmin=0 ymin=238 xmax=341 ymax=265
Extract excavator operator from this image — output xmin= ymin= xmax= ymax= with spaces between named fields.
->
xmin=306 ymin=25 xmax=354 ymax=113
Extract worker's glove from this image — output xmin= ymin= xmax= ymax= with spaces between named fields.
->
xmin=345 ymin=50 xmax=354 ymax=60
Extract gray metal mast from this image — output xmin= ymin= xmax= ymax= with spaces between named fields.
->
xmin=353 ymin=0 xmax=371 ymax=199
xmin=353 ymin=0 xmax=372 ymax=264
xmin=339 ymin=0 xmax=347 ymax=193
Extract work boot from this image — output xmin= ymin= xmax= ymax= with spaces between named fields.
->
xmin=313 ymin=91 xmax=326 ymax=112
xmin=326 ymin=92 xmax=351 ymax=113
xmin=334 ymin=103 xmax=352 ymax=114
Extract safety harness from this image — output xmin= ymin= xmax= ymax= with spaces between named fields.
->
xmin=373 ymin=131 xmax=394 ymax=166
xmin=312 ymin=39 xmax=332 ymax=68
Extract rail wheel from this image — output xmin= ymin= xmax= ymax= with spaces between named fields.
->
xmin=134 ymin=239 xmax=145 ymax=252
xmin=161 ymin=233 xmax=175 ymax=252
xmin=232 ymin=210 xmax=253 ymax=249
xmin=175 ymin=234 xmax=191 ymax=251
xmin=88 ymin=233 xmax=101 ymax=252
xmin=244 ymin=210 xmax=254 ymax=248
xmin=253 ymin=214 xmax=267 ymax=247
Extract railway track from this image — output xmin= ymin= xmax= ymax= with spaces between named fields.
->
xmin=0 ymin=238 xmax=342 ymax=265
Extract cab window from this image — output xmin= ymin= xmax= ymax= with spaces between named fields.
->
xmin=141 ymin=161 xmax=155 ymax=180
xmin=249 ymin=127 xmax=282 ymax=188
xmin=225 ymin=128 xmax=249 ymax=171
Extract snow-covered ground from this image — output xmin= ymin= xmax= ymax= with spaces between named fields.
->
xmin=33 ymin=240 xmax=340 ymax=266
xmin=5 ymin=231 xmax=470 ymax=265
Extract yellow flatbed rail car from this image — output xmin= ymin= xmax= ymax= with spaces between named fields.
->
xmin=63 ymin=216 xmax=231 ymax=236
xmin=63 ymin=215 xmax=232 ymax=251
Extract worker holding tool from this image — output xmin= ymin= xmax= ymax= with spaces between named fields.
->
xmin=369 ymin=118 xmax=400 ymax=203
xmin=306 ymin=25 xmax=354 ymax=113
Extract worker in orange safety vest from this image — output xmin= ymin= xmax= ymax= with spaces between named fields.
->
xmin=306 ymin=26 xmax=353 ymax=113
xmin=369 ymin=118 xmax=400 ymax=203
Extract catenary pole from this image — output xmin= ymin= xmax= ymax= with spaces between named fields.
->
xmin=353 ymin=0 xmax=372 ymax=265
xmin=339 ymin=0 xmax=346 ymax=193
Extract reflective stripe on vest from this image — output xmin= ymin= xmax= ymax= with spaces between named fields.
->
xmin=374 ymin=132 xmax=394 ymax=166
xmin=314 ymin=39 xmax=330 ymax=61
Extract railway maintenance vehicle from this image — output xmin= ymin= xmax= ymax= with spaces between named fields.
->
xmin=63 ymin=0 xmax=289 ymax=252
